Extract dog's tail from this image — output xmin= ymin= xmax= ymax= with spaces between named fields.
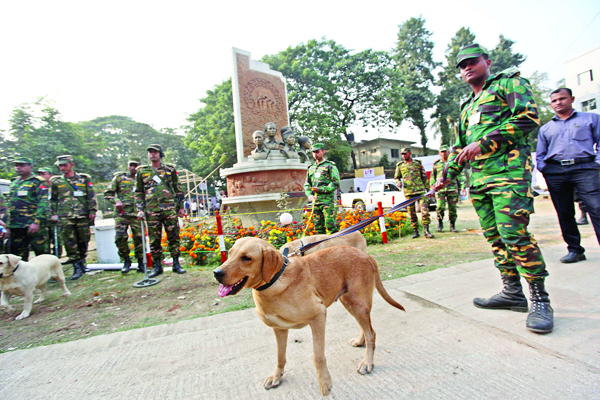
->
xmin=368 ymin=255 xmax=406 ymax=311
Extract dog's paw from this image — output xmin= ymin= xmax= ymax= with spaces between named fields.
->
xmin=349 ymin=337 xmax=365 ymax=347
xmin=357 ymin=361 xmax=373 ymax=375
xmin=15 ymin=311 xmax=30 ymax=320
xmin=318 ymin=372 xmax=333 ymax=396
xmin=263 ymin=369 xmax=284 ymax=390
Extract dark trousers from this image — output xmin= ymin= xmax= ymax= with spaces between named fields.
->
xmin=543 ymin=166 xmax=600 ymax=253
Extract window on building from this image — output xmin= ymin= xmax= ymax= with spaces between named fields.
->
xmin=371 ymin=148 xmax=377 ymax=153
xmin=577 ymin=70 xmax=593 ymax=85
xmin=582 ymin=98 xmax=597 ymax=112
xmin=391 ymin=149 xmax=399 ymax=158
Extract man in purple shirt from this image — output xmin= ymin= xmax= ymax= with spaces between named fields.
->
xmin=536 ymin=87 xmax=600 ymax=263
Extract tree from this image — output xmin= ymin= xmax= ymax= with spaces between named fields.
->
xmin=185 ymin=79 xmax=236 ymax=177
xmin=527 ymin=71 xmax=554 ymax=148
xmin=0 ymin=99 xmax=96 ymax=180
xmin=391 ymin=17 xmax=439 ymax=154
xmin=379 ymin=153 xmax=391 ymax=169
xmin=489 ymin=35 xmax=526 ymax=75
xmin=432 ymin=27 xmax=477 ymax=146
xmin=263 ymin=39 xmax=397 ymax=169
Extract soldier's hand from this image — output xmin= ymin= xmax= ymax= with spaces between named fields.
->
xmin=137 ymin=211 xmax=145 ymax=220
xmin=51 ymin=215 xmax=59 ymax=222
xmin=456 ymin=142 xmax=482 ymax=165
xmin=432 ymin=178 xmax=450 ymax=191
xmin=89 ymin=214 xmax=96 ymax=224
xmin=115 ymin=200 xmax=124 ymax=214
xmin=28 ymin=223 xmax=40 ymax=234
xmin=308 ymin=195 xmax=315 ymax=203
xmin=178 ymin=209 xmax=185 ymax=218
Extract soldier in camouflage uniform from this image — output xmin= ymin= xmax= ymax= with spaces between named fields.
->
xmin=304 ymin=143 xmax=340 ymax=234
xmin=394 ymin=148 xmax=434 ymax=239
xmin=433 ymin=44 xmax=552 ymax=334
xmin=51 ymin=155 xmax=97 ymax=280
xmin=104 ymin=156 xmax=143 ymax=274
xmin=37 ymin=167 xmax=63 ymax=257
xmin=135 ymin=144 xmax=186 ymax=277
xmin=6 ymin=157 xmax=49 ymax=260
xmin=430 ymin=145 xmax=461 ymax=233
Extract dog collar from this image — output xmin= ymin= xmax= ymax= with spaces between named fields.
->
xmin=256 ymin=248 xmax=289 ymax=292
xmin=12 ymin=261 xmax=20 ymax=275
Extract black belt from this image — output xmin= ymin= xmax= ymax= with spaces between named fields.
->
xmin=546 ymin=156 xmax=595 ymax=166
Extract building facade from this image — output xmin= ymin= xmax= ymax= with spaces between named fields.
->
xmin=352 ymin=138 xmax=428 ymax=169
xmin=564 ymin=46 xmax=600 ymax=114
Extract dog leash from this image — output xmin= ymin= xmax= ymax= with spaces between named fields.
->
xmin=290 ymin=163 xmax=451 ymax=257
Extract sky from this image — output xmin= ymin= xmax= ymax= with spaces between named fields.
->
xmin=1 ymin=0 xmax=599 ymax=148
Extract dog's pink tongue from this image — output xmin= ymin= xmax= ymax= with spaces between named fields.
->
xmin=218 ymin=284 xmax=232 ymax=297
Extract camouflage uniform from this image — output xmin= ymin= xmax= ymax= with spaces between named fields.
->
xmin=135 ymin=162 xmax=184 ymax=260
xmin=430 ymin=158 xmax=461 ymax=226
xmin=8 ymin=172 xmax=49 ymax=260
xmin=37 ymin=167 xmax=62 ymax=256
xmin=394 ymin=158 xmax=431 ymax=229
xmin=50 ymin=170 xmax=97 ymax=263
xmin=304 ymin=153 xmax=340 ymax=235
xmin=445 ymin=67 xmax=545 ymax=282
xmin=104 ymin=170 xmax=143 ymax=261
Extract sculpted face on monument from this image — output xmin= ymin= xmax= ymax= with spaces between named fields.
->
xmin=281 ymin=129 xmax=299 ymax=159
xmin=264 ymin=122 xmax=277 ymax=138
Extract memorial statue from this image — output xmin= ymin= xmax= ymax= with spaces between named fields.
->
xmin=264 ymin=122 xmax=281 ymax=150
xmin=280 ymin=129 xmax=299 ymax=159
xmin=297 ymin=135 xmax=312 ymax=163
xmin=250 ymin=130 xmax=269 ymax=160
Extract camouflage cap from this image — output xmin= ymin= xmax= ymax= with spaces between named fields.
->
xmin=128 ymin=156 xmax=142 ymax=165
xmin=13 ymin=157 xmax=33 ymax=165
xmin=310 ymin=143 xmax=324 ymax=152
xmin=54 ymin=155 xmax=73 ymax=165
xmin=147 ymin=144 xmax=163 ymax=152
xmin=37 ymin=167 xmax=53 ymax=173
xmin=439 ymin=145 xmax=449 ymax=152
xmin=400 ymin=147 xmax=411 ymax=154
xmin=456 ymin=43 xmax=487 ymax=67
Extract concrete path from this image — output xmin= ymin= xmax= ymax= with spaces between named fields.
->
xmin=1 ymin=238 xmax=599 ymax=399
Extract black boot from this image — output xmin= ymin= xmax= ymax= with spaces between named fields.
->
xmin=526 ymin=280 xmax=553 ymax=334
xmin=137 ymin=257 xmax=145 ymax=273
xmin=437 ymin=220 xmax=443 ymax=233
xmin=121 ymin=257 xmax=131 ymax=274
xmin=411 ymin=228 xmax=420 ymax=239
xmin=70 ymin=260 xmax=84 ymax=280
xmin=172 ymin=257 xmax=187 ymax=274
xmin=576 ymin=213 xmax=589 ymax=225
xmin=148 ymin=256 xmax=163 ymax=278
xmin=424 ymin=225 xmax=435 ymax=238
xmin=450 ymin=221 xmax=458 ymax=233
xmin=473 ymin=274 xmax=528 ymax=312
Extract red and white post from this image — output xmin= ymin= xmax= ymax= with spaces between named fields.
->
xmin=215 ymin=212 xmax=227 ymax=263
xmin=377 ymin=201 xmax=388 ymax=244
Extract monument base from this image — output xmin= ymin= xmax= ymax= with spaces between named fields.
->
xmin=222 ymin=192 xmax=306 ymax=227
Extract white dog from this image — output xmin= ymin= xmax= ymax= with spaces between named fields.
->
xmin=0 ymin=254 xmax=71 ymax=320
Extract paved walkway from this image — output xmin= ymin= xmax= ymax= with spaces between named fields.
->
xmin=1 ymin=237 xmax=599 ymax=399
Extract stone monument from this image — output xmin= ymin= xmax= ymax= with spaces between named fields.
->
xmin=220 ymin=48 xmax=310 ymax=225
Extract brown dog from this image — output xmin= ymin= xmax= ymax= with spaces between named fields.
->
xmin=0 ymin=254 xmax=71 ymax=320
xmin=279 ymin=231 xmax=367 ymax=256
xmin=213 ymin=237 xmax=405 ymax=396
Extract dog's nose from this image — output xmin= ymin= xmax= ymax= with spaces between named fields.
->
xmin=213 ymin=268 xmax=225 ymax=281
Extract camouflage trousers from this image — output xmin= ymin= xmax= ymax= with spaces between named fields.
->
xmin=471 ymin=185 xmax=547 ymax=282
xmin=9 ymin=227 xmax=48 ymax=261
xmin=115 ymin=215 xmax=143 ymax=259
xmin=146 ymin=209 xmax=180 ymax=258
xmin=406 ymin=194 xmax=431 ymax=228
xmin=60 ymin=218 xmax=91 ymax=262
xmin=313 ymin=202 xmax=338 ymax=235
xmin=436 ymin=192 xmax=459 ymax=223
xmin=44 ymin=222 xmax=63 ymax=257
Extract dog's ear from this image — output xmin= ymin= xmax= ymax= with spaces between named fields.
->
xmin=7 ymin=254 xmax=22 ymax=269
xmin=262 ymin=243 xmax=284 ymax=284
